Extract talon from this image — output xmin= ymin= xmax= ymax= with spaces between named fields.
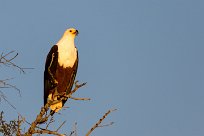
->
xmin=75 ymin=80 xmax=79 ymax=85
xmin=54 ymin=79 xmax=58 ymax=85
xmin=51 ymin=79 xmax=58 ymax=88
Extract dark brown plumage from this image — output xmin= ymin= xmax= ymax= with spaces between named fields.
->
xmin=44 ymin=28 xmax=79 ymax=115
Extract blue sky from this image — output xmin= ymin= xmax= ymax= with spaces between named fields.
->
xmin=0 ymin=0 xmax=204 ymax=136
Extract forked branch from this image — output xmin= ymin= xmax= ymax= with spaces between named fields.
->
xmin=0 ymin=51 xmax=32 ymax=73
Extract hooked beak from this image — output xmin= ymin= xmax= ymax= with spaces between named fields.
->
xmin=74 ymin=30 xmax=79 ymax=36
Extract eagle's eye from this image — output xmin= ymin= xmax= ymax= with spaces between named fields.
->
xmin=69 ymin=30 xmax=72 ymax=32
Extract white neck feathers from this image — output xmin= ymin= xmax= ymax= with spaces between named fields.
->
xmin=57 ymin=35 xmax=77 ymax=68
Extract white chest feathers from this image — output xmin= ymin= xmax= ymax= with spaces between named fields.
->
xmin=57 ymin=43 xmax=77 ymax=68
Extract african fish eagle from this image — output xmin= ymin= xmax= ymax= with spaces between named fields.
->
xmin=44 ymin=28 xmax=79 ymax=115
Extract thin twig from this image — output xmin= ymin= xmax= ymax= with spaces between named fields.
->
xmin=45 ymin=116 xmax=54 ymax=129
xmin=0 ymin=51 xmax=33 ymax=73
xmin=16 ymin=115 xmax=23 ymax=136
xmin=98 ymin=122 xmax=114 ymax=127
xmin=0 ymin=91 xmax=16 ymax=110
xmin=69 ymin=131 xmax=75 ymax=136
xmin=56 ymin=121 xmax=66 ymax=132
xmin=34 ymin=129 xmax=65 ymax=136
xmin=85 ymin=109 xmax=117 ymax=136
xmin=0 ymin=51 xmax=25 ymax=73
xmin=69 ymin=96 xmax=90 ymax=101
xmin=0 ymin=83 xmax=21 ymax=97
xmin=0 ymin=78 xmax=21 ymax=97
xmin=68 ymin=122 xmax=77 ymax=136
xmin=67 ymin=81 xmax=87 ymax=97
xmin=74 ymin=122 xmax=77 ymax=136
xmin=24 ymin=101 xmax=51 ymax=136
xmin=0 ymin=51 xmax=15 ymax=61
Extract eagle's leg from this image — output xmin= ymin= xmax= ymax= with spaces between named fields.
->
xmin=48 ymin=67 xmax=58 ymax=86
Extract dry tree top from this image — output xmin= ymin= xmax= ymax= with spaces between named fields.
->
xmin=0 ymin=51 xmax=116 ymax=136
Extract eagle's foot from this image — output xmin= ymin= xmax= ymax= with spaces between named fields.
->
xmin=51 ymin=79 xmax=58 ymax=88
xmin=53 ymin=79 xmax=58 ymax=85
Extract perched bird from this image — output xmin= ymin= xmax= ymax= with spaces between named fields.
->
xmin=44 ymin=28 xmax=79 ymax=115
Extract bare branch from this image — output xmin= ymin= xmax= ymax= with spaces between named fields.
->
xmin=67 ymin=81 xmax=87 ymax=97
xmin=0 ymin=78 xmax=21 ymax=97
xmin=16 ymin=115 xmax=24 ymax=136
xmin=98 ymin=122 xmax=114 ymax=127
xmin=45 ymin=115 xmax=54 ymax=129
xmin=73 ymin=122 xmax=77 ymax=136
xmin=0 ymin=51 xmax=24 ymax=73
xmin=0 ymin=91 xmax=16 ymax=110
xmin=24 ymin=101 xmax=51 ymax=136
xmin=0 ymin=51 xmax=33 ymax=106
xmin=86 ymin=109 xmax=117 ymax=136
xmin=56 ymin=121 xmax=66 ymax=132
xmin=0 ymin=111 xmax=18 ymax=135
xmin=34 ymin=129 xmax=66 ymax=136
xmin=69 ymin=131 xmax=75 ymax=136
xmin=68 ymin=122 xmax=78 ymax=136
xmin=69 ymin=96 xmax=90 ymax=101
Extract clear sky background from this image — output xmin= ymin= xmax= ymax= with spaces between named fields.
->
xmin=0 ymin=0 xmax=204 ymax=136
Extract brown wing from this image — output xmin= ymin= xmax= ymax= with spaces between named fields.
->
xmin=44 ymin=45 xmax=58 ymax=105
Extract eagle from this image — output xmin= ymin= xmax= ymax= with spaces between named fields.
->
xmin=44 ymin=28 xmax=79 ymax=115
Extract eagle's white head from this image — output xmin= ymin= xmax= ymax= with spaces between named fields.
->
xmin=57 ymin=28 xmax=78 ymax=46
xmin=63 ymin=28 xmax=79 ymax=38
